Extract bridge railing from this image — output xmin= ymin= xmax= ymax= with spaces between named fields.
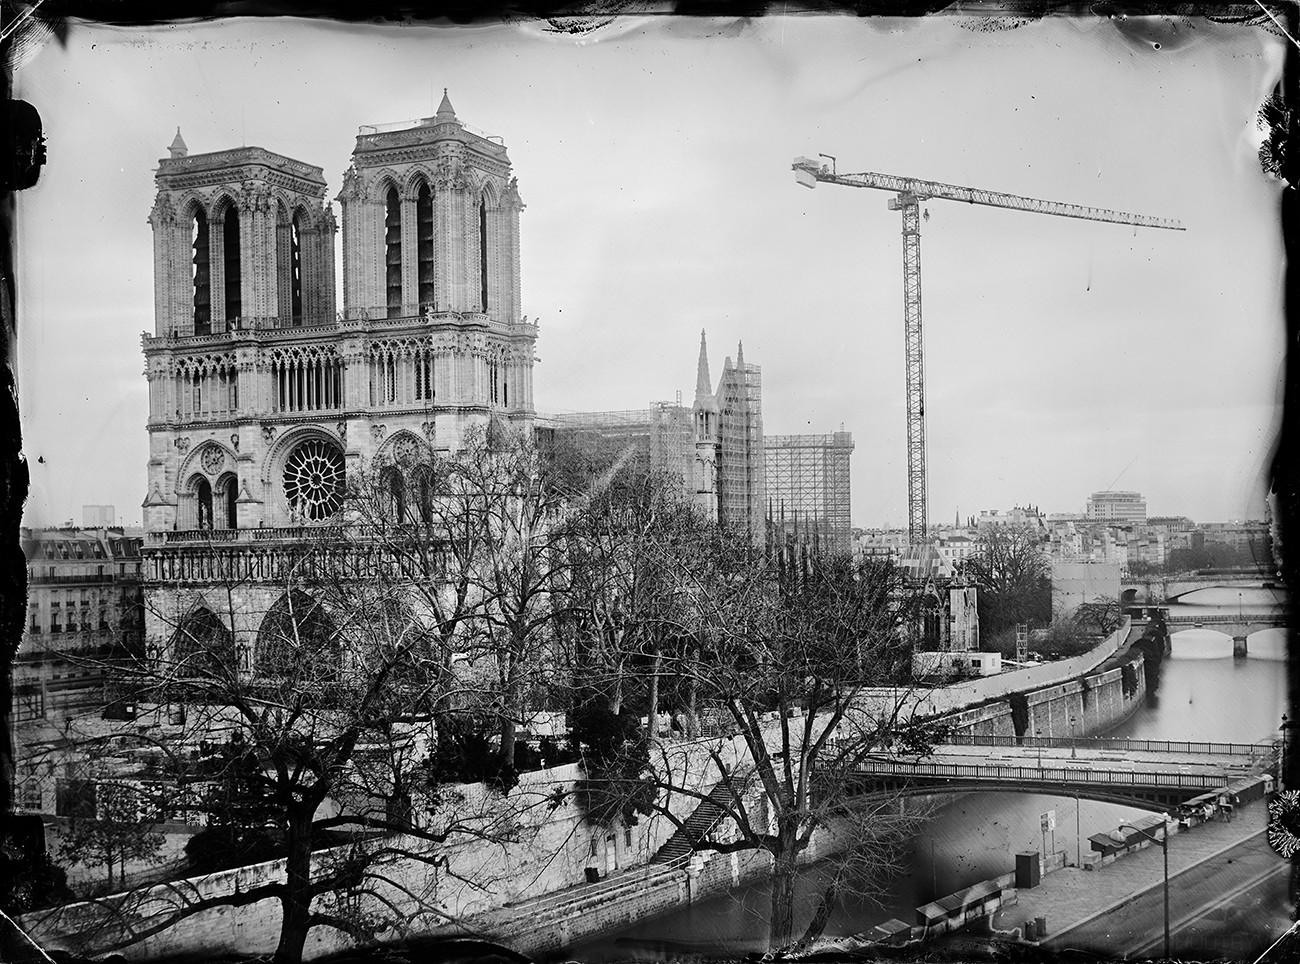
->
xmin=942 ymin=734 xmax=1266 ymax=756
xmin=1166 ymin=612 xmax=1286 ymax=625
xmin=853 ymin=760 xmax=1239 ymax=790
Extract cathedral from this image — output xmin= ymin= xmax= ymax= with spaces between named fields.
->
xmin=140 ymin=93 xmax=536 ymax=660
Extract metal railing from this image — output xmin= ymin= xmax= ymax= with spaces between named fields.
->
xmin=852 ymin=760 xmax=1240 ymax=790
xmin=942 ymin=734 xmax=1268 ymax=756
xmin=1165 ymin=612 xmax=1287 ymax=625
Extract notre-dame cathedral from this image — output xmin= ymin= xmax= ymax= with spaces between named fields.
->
xmin=140 ymin=93 xmax=536 ymax=664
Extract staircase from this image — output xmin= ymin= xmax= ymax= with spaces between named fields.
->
xmin=650 ymin=771 xmax=753 ymax=864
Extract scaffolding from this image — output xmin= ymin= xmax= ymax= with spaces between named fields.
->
xmin=764 ymin=432 xmax=854 ymax=554
xmin=717 ymin=362 xmax=765 ymax=546
xmin=552 ymin=404 xmax=693 ymax=490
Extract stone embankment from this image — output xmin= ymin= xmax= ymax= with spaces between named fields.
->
xmin=16 ymin=621 xmax=1158 ymax=961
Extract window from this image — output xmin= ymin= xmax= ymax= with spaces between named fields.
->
xmin=417 ymin=183 xmax=434 ymax=309
xmin=18 ymin=781 xmax=42 ymax=812
xmin=195 ymin=477 xmax=213 ymax=530
xmin=223 ymin=206 xmax=241 ymax=326
xmin=283 ymin=440 xmax=345 ymax=522
xmin=479 ymin=195 xmax=488 ymax=312
xmin=385 ymin=186 xmax=402 ymax=317
xmin=289 ymin=212 xmax=303 ymax=322
xmin=192 ymin=209 xmax=211 ymax=334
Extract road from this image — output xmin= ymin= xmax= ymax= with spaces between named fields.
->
xmin=1046 ymin=832 xmax=1290 ymax=959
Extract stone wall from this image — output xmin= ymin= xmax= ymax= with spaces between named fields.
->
xmin=939 ymin=653 xmax=1147 ymax=740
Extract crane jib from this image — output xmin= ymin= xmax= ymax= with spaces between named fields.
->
xmin=792 ymin=162 xmax=1184 ymax=231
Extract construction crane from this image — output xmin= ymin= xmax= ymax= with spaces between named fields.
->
xmin=792 ymin=156 xmax=1184 ymax=547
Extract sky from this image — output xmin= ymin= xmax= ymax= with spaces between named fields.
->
xmin=13 ymin=14 xmax=1287 ymax=530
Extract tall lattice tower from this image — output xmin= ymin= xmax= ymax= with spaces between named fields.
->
xmin=715 ymin=342 xmax=765 ymax=547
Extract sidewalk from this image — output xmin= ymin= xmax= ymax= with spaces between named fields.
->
xmin=995 ymin=801 xmax=1272 ymax=942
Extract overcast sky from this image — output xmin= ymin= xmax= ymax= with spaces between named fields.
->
xmin=13 ymin=15 xmax=1285 ymax=529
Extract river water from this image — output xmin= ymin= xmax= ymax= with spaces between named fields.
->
xmin=568 ymin=586 xmax=1288 ymax=960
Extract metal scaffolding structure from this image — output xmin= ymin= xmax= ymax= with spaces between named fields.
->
xmin=552 ymin=403 xmax=694 ymax=486
xmin=764 ymin=432 xmax=855 ymax=555
xmin=716 ymin=360 xmax=765 ymax=546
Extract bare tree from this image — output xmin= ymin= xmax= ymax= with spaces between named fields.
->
xmin=960 ymin=524 xmax=1051 ymax=638
xmin=27 ymin=476 xmax=559 ymax=964
xmin=583 ymin=534 xmax=943 ymax=952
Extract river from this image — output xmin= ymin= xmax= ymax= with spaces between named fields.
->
xmin=566 ymin=586 xmax=1288 ymax=960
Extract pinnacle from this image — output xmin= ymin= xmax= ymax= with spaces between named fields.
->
xmin=168 ymin=127 xmax=188 ymax=158
xmin=695 ymin=330 xmax=712 ymax=398
xmin=436 ymin=88 xmax=457 ymax=123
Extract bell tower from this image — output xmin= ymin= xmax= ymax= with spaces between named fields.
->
xmin=143 ymin=135 xmax=337 ymax=535
xmin=335 ymin=90 xmax=536 ymax=450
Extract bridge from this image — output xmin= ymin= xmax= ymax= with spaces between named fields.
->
xmin=1120 ymin=571 xmax=1276 ymax=605
xmin=1165 ymin=611 xmax=1289 ymax=656
xmin=849 ymin=736 xmax=1275 ymax=811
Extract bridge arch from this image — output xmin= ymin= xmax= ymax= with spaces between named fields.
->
xmin=1168 ymin=626 xmax=1234 ymax=658
xmin=853 ymin=782 xmax=1196 ymax=814
xmin=1247 ymin=626 xmax=1287 ymax=660
xmin=1167 ymin=585 xmax=1282 ymax=606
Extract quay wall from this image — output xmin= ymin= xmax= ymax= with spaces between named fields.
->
xmin=16 ymin=626 xmax=1150 ymax=960
xmin=939 ymin=654 xmax=1148 ymax=741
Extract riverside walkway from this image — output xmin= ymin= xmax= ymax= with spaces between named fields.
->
xmin=994 ymin=801 xmax=1284 ymax=956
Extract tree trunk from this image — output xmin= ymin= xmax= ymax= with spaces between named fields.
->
xmin=800 ymin=880 xmax=840 ymax=947
xmin=274 ymin=809 xmax=315 ymax=964
xmin=646 ymin=647 xmax=661 ymax=738
xmin=500 ymin=715 xmax=517 ymax=772
xmin=685 ymin=670 xmax=699 ymax=739
xmin=769 ymin=844 xmax=799 ymax=951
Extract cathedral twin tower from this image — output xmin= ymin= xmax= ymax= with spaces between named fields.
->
xmin=142 ymin=93 xmax=535 ymax=534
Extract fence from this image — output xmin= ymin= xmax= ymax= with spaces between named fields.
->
xmin=852 ymin=760 xmax=1235 ymax=791
xmin=942 ymin=734 xmax=1269 ymax=756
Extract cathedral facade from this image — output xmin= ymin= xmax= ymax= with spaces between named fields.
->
xmin=140 ymin=94 xmax=536 ymax=664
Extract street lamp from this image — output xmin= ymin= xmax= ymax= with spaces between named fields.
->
xmin=1069 ymin=715 xmax=1078 ymax=759
xmin=1117 ymin=821 xmax=1170 ymax=959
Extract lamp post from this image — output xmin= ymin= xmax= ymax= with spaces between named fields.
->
xmin=1118 ymin=821 xmax=1170 ymax=958
xmin=1069 ymin=715 xmax=1078 ymax=759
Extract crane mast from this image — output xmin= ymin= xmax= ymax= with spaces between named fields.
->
xmin=792 ymin=157 xmax=1184 ymax=548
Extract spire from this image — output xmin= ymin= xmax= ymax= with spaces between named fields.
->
xmin=736 ymin=339 xmax=745 ymax=369
xmin=435 ymin=88 xmax=458 ymax=125
xmin=695 ymin=330 xmax=712 ymax=397
xmin=168 ymin=127 xmax=188 ymax=159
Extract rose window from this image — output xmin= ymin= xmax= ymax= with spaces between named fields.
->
xmin=200 ymin=444 xmax=225 ymax=475
xmin=283 ymin=440 xmax=345 ymax=521
xmin=393 ymin=435 xmax=421 ymax=466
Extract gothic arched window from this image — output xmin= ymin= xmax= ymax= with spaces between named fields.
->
xmin=221 ymin=205 xmax=241 ymax=327
xmin=479 ymin=196 xmax=489 ymax=312
xmin=414 ymin=465 xmax=434 ymax=525
xmin=195 ymin=477 xmax=213 ymax=530
xmin=283 ymin=439 xmax=345 ymax=522
xmin=217 ymin=473 xmax=239 ymax=530
xmin=255 ymin=591 xmax=339 ymax=681
xmin=191 ymin=209 xmax=211 ymax=335
xmin=417 ymin=183 xmax=434 ymax=310
xmin=381 ymin=466 xmax=406 ymax=523
xmin=290 ymin=212 xmax=304 ymax=323
xmin=384 ymin=186 xmax=402 ymax=317
xmin=172 ymin=607 xmax=236 ymax=677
